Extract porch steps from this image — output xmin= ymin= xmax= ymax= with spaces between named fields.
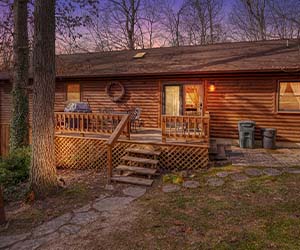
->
xmin=111 ymin=176 xmax=154 ymax=186
xmin=209 ymin=142 xmax=231 ymax=161
xmin=111 ymin=147 xmax=161 ymax=186
xmin=120 ymin=155 xmax=159 ymax=165
xmin=115 ymin=165 xmax=157 ymax=176
xmin=125 ymin=148 xmax=161 ymax=156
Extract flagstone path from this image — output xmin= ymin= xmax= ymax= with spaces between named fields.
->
xmin=0 ymin=187 xmax=146 ymax=250
xmin=229 ymin=148 xmax=300 ymax=168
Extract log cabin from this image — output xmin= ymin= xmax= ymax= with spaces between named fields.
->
xmin=0 ymin=39 xmax=300 ymax=184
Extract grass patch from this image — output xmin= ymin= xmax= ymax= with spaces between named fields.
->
xmin=96 ymin=171 xmax=300 ymax=250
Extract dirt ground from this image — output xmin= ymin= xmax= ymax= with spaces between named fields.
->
xmin=1 ymin=169 xmax=128 ymax=236
xmin=2 ymin=165 xmax=300 ymax=250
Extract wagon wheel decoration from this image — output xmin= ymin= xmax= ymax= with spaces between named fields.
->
xmin=105 ymin=82 xmax=125 ymax=102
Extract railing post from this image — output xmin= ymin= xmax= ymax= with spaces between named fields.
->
xmin=107 ymin=145 xmax=112 ymax=184
xmin=126 ymin=119 xmax=131 ymax=140
xmin=0 ymin=186 xmax=6 ymax=225
xmin=162 ymin=116 xmax=166 ymax=143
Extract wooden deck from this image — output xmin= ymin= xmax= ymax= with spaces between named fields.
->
xmin=54 ymin=112 xmax=210 ymax=177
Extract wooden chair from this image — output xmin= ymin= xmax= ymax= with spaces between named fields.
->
xmin=130 ymin=107 xmax=142 ymax=132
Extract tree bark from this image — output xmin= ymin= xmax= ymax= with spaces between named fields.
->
xmin=10 ymin=0 xmax=29 ymax=152
xmin=30 ymin=0 xmax=59 ymax=198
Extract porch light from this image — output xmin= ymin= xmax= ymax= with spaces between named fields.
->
xmin=209 ymin=83 xmax=216 ymax=92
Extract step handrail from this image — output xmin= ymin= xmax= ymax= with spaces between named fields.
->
xmin=106 ymin=114 xmax=131 ymax=183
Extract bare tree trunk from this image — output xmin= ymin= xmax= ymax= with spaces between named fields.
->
xmin=10 ymin=0 xmax=29 ymax=152
xmin=30 ymin=0 xmax=59 ymax=198
xmin=0 ymin=186 xmax=5 ymax=225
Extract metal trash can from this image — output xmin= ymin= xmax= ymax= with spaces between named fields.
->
xmin=238 ymin=121 xmax=256 ymax=148
xmin=261 ymin=128 xmax=277 ymax=149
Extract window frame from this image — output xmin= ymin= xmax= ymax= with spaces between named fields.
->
xmin=66 ymin=83 xmax=81 ymax=103
xmin=277 ymin=80 xmax=300 ymax=114
xmin=162 ymin=81 xmax=205 ymax=116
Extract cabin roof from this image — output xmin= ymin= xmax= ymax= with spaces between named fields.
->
xmin=1 ymin=39 xmax=300 ymax=80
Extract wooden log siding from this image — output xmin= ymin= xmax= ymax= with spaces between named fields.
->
xmin=0 ymin=124 xmax=9 ymax=156
xmin=0 ymin=83 xmax=10 ymax=155
xmin=79 ymin=80 xmax=159 ymax=128
xmin=206 ymin=79 xmax=300 ymax=142
xmin=0 ymin=83 xmax=12 ymax=124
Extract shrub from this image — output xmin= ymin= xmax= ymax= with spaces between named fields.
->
xmin=0 ymin=147 xmax=31 ymax=187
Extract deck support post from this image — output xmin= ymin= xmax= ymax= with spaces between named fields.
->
xmin=0 ymin=186 xmax=6 ymax=225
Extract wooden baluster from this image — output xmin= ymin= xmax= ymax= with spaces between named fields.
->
xmin=169 ymin=117 xmax=172 ymax=137
xmin=70 ymin=114 xmax=73 ymax=131
xmin=126 ymin=118 xmax=131 ymax=140
xmin=175 ymin=116 xmax=177 ymax=139
xmin=64 ymin=114 xmax=67 ymax=132
xmin=187 ymin=117 xmax=190 ymax=137
xmin=101 ymin=114 xmax=104 ymax=132
xmin=162 ymin=116 xmax=166 ymax=143
xmin=96 ymin=114 xmax=99 ymax=133
xmin=193 ymin=117 xmax=197 ymax=138
xmin=182 ymin=116 xmax=185 ymax=136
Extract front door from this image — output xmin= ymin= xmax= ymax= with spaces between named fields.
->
xmin=163 ymin=83 xmax=203 ymax=116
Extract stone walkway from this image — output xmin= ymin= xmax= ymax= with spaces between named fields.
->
xmin=0 ymin=186 xmax=147 ymax=250
xmin=229 ymin=148 xmax=300 ymax=168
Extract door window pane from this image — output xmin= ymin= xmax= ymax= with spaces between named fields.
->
xmin=279 ymin=82 xmax=300 ymax=111
xmin=165 ymin=86 xmax=180 ymax=116
xmin=185 ymin=85 xmax=201 ymax=115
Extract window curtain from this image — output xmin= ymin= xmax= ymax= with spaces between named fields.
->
xmin=280 ymin=82 xmax=288 ymax=95
xmin=187 ymin=87 xmax=200 ymax=106
xmin=165 ymin=86 xmax=180 ymax=116
xmin=290 ymin=82 xmax=300 ymax=109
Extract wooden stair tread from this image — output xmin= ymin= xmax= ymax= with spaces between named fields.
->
xmin=125 ymin=148 xmax=161 ymax=156
xmin=116 ymin=165 xmax=157 ymax=175
xmin=121 ymin=155 xmax=159 ymax=165
xmin=111 ymin=176 xmax=153 ymax=186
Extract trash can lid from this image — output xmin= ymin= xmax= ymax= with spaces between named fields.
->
xmin=263 ymin=128 xmax=277 ymax=131
xmin=238 ymin=120 xmax=256 ymax=125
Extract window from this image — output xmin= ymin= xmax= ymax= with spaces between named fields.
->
xmin=278 ymin=82 xmax=300 ymax=112
xmin=67 ymin=83 xmax=80 ymax=102
xmin=184 ymin=85 xmax=201 ymax=115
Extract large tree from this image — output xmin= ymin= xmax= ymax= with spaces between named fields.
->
xmin=161 ymin=0 xmax=188 ymax=47
xmin=184 ymin=0 xmax=225 ymax=45
xmin=0 ymin=1 xmax=14 ymax=71
xmin=30 ymin=0 xmax=59 ymax=197
xmin=229 ymin=0 xmax=268 ymax=41
xmin=10 ymin=0 xmax=29 ymax=152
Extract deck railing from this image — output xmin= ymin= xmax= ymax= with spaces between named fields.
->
xmin=106 ymin=114 xmax=131 ymax=183
xmin=54 ymin=112 xmax=127 ymax=135
xmin=161 ymin=112 xmax=210 ymax=143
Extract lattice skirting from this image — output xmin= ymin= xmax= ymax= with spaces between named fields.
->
xmin=55 ymin=135 xmax=209 ymax=171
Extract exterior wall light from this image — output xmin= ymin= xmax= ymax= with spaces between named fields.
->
xmin=209 ymin=83 xmax=216 ymax=92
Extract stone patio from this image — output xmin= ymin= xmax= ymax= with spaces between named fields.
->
xmin=229 ymin=147 xmax=300 ymax=168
